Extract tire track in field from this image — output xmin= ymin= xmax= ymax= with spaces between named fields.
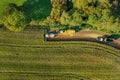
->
xmin=63 ymin=42 xmax=120 ymax=57
xmin=80 ymin=43 xmax=120 ymax=57
xmin=81 ymin=46 xmax=120 ymax=58
xmin=0 ymin=43 xmax=62 ymax=48
xmin=0 ymin=72 xmax=91 ymax=80
xmin=61 ymin=42 xmax=120 ymax=58
xmin=0 ymin=42 xmax=120 ymax=58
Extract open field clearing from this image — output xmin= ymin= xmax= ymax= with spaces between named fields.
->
xmin=0 ymin=29 xmax=120 ymax=80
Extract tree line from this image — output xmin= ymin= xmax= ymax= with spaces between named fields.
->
xmin=0 ymin=0 xmax=120 ymax=34
xmin=44 ymin=0 xmax=120 ymax=33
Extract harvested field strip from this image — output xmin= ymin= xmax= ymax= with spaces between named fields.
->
xmin=0 ymin=41 xmax=119 ymax=55
xmin=0 ymin=30 xmax=120 ymax=80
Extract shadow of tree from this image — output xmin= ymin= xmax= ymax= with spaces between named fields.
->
xmin=111 ymin=34 xmax=120 ymax=39
xmin=23 ymin=0 xmax=52 ymax=21
xmin=110 ymin=0 xmax=120 ymax=18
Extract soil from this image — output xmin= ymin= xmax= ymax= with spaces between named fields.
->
xmin=48 ymin=30 xmax=107 ymax=41
xmin=47 ymin=30 xmax=120 ymax=50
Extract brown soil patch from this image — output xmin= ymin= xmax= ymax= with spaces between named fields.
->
xmin=47 ymin=30 xmax=120 ymax=50
xmin=53 ymin=30 xmax=107 ymax=40
xmin=115 ymin=39 xmax=120 ymax=45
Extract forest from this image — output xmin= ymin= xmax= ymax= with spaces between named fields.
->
xmin=0 ymin=0 xmax=120 ymax=34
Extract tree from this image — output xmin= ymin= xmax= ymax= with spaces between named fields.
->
xmin=60 ymin=10 xmax=83 ymax=29
xmin=49 ymin=0 xmax=71 ymax=22
xmin=42 ymin=0 xmax=120 ymax=33
xmin=3 ymin=3 xmax=23 ymax=15
xmin=1 ymin=3 xmax=26 ymax=31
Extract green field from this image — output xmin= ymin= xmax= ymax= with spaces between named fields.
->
xmin=0 ymin=0 xmax=52 ymax=20
xmin=0 ymin=28 xmax=120 ymax=80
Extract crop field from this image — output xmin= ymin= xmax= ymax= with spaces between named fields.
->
xmin=0 ymin=28 xmax=120 ymax=80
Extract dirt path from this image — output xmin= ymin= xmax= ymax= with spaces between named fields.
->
xmin=47 ymin=30 xmax=120 ymax=50
xmin=48 ymin=30 xmax=108 ymax=41
xmin=115 ymin=39 xmax=120 ymax=45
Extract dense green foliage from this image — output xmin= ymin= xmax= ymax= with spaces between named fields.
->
xmin=0 ymin=29 xmax=120 ymax=80
xmin=1 ymin=3 xmax=26 ymax=31
xmin=0 ymin=0 xmax=25 ymax=17
xmin=0 ymin=0 xmax=52 ymax=31
xmin=43 ymin=0 xmax=120 ymax=33
xmin=0 ymin=0 xmax=120 ymax=33
xmin=0 ymin=0 xmax=51 ymax=20
xmin=23 ymin=0 xmax=52 ymax=21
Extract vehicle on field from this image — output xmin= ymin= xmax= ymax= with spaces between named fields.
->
xmin=97 ymin=36 xmax=115 ymax=43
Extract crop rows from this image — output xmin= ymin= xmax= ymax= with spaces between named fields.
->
xmin=0 ymin=29 xmax=120 ymax=80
